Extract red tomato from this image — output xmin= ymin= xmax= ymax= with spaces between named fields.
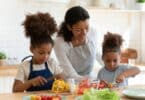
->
xmin=99 ymin=84 xmax=105 ymax=89
xmin=78 ymin=88 xmax=83 ymax=94
xmin=41 ymin=96 xmax=48 ymax=100
xmin=47 ymin=96 xmax=53 ymax=100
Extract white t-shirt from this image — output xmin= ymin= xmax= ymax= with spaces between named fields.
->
xmin=15 ymin=58 xmax=63 ymax=83
xmin=54 ymin=27 xmax=102 ymax=80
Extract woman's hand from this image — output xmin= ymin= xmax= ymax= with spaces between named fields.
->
xmin=30 ymin=76 xmax=47 ymax=87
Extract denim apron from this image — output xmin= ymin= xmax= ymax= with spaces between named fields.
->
xmin=27 ymin=60 xmax=54 ymax=91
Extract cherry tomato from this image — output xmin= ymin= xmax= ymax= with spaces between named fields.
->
xmin=99 ymin=83 xmax=105 ymax=89
xmin=41 ymin=95 xmax=48 ymax=100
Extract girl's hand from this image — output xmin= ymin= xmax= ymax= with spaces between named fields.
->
xmin=47 ymin=74 xmax=64 ymax=81
xmin=100 ymin=80 xmax=109 ymax=88
xmin=54 ymin=74 xmax=64 ymax=80
xmin=115 ymin=74 xmax=125 ymax=83
xmin=30 ymin=76 xmax=47 ymax=87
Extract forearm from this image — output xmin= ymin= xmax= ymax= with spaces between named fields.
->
xmin=121 ymin=67 xmax=140 ymax=78
xmin=13 ymin=80 xmax=32 ymax=92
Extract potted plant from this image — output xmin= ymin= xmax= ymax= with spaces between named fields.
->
xmin=0 ymin=52 xmax=6 ymax=65
xmin=136 ymin=0 xmax=145 ymax=10
xmin=137 ymin=0 xmax=145 ymax=2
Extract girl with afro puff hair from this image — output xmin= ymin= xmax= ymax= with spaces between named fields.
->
xmin=13 ymin=12 xmax=64 ymax=92
xmin=97 ymin=32 xmax=140 ymax=87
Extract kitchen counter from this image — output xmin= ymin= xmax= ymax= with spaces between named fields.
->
xmin=0 ymin=88 xmax=134 ymax=100
xmin=0 ymin=65 xmax=18 ymax=76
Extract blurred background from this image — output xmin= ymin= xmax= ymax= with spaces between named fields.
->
xmin=0 ymin=0 xmax=145 ymax=93
xmin=0 ymin=0 xmax=145 ymax=64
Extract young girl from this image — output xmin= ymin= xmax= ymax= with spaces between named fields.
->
xmin=13 ymin=12 xmax=63 ymax=92
xmin=97 ymin=32 xmax=140 ymax=87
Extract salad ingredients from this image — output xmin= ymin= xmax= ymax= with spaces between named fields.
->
xmin=83 ymin=88 xmax=120 ymax=100
xmin=52 ymin=79 xmax=69 ymax=93
xmin=23 ymin=95 xmax=61 ymax=100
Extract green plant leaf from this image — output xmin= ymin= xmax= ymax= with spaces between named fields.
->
xmin=137 ymin=0 xmax=145 ymax=3
xmin=0 ymin=52 xmax=6 ymax=59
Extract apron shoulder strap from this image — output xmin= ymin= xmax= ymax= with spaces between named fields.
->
xmin=21 ymin=55 xmax=32 ymax=62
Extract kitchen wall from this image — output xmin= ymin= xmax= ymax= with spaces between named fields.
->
xmin=88 ymin=10 xmax=143 ymax=64
xmin=0 ymin=0 xmax=67 ymax=64
xmin=0 ymin=0 xmax=145 ymax=64
xmin=141 ymin=13 xmax=145 ymax=63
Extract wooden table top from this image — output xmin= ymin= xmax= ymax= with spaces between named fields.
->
xmin=0 ymin=87 xmax=142 ymax=100
xmin=0 ymin=64 xmax=144 ymax=100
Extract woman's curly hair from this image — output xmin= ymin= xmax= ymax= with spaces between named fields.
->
xmin=58 ymin=6 xmax=90 ymax=42
xmin=102 ymin=32 xmax=123 ymax=56
xmin=22 ymin=12 xmax=57 ymax=47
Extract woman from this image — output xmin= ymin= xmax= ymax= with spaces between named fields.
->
xmin=54 ymin=6 xmax=102 ymax=80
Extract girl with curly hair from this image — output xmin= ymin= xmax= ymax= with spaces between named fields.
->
xmin=97 ymin=32 xmax=140 ymax=87
xmin=13 ymin=12 xmax=63 ymax=92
